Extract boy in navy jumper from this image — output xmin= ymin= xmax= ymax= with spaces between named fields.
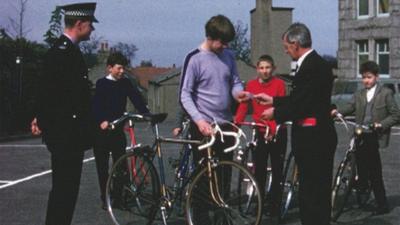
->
xmin=92 ymin=52 xmax=149 ymax=209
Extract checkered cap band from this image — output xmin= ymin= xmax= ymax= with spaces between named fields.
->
xmin=64 ymin=9 xmax=94 ymax=17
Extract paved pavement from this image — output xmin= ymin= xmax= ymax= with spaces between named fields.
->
xmin=0 ymin=120 xmax=399 ymax=225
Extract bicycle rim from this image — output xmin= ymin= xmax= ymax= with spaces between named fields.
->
xmin=186 ymin=161 xmax=262 ymax=225
xmin=331 ymin=153 xmax=356 ymax=222
xmin=106 ymin=152 xmax=161 ymax=225
xmin=280 ymin=153 xmax=296 ymax=220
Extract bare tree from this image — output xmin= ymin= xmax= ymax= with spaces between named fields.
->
xmin=8 ymin=0 xmax=30 ymax=39
xmin=112 ymin=42 xmax=138 ymax=65
xmin=230 ymin=20 xmax=251 ymax=64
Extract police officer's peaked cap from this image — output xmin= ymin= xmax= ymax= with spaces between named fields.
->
xmin=61 ymin=2 xmax=98 ymax=23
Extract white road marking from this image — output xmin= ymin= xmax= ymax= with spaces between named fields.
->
xmin=0 ymin=144 xmax=46 ymax=148
xmin=0 ymin=157 xmax=95 ymax=190
xmin=0 ymin=180 xmax=12 ymax=183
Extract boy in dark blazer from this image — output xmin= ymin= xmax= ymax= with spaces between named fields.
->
xmin=332 ymin=61 xmax=400 ymax=215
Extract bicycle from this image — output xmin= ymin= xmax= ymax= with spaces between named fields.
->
xmin=331 ymin=113 xmax=374 ymax=222
xmin=105 ymin=113 xmax=263 ymax=225
xmin=235 ymin=121 xmax=273 ymax=212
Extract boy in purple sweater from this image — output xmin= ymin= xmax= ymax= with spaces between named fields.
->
xmin=92 ymin=52 xmax=149 ymax=209
xmin=179 ymin=14 xmax=250 ymax=224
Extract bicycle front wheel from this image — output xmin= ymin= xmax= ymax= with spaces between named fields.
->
xmin=331 ymin=152 xmax=356 ymax=222
xmin=280 ymin=152 xmax=297 ymax=220
xmin=186 ymin=161 xmax=262 ymax=225
xmin=106 ymin=150 xmax=161 ymax=225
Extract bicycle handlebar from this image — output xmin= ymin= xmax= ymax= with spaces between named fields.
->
xmin=198 ymin=121 xmax=246 ymax=153
xmin=334 ymin=112 xmax=378 ymax=135
xmin=108 ymin=112 xmax=144 ymax=130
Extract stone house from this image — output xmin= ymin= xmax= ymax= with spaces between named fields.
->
xmin=338 ymin=0 xmax=400 ymax=79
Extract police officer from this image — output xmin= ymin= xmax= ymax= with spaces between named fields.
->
xmin=31 ymin=3 xmax=98 ymax=225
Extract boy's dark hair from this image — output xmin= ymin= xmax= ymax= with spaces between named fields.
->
xmin=107 ymin=52 xmax=129 ymax=67
xmin=360 ymin=61 xmax=380 ymax=76
xmin=257 ymin=54 xmax=275 ymax=66
xmin=205 ymin=15 xmax=235 ymax=44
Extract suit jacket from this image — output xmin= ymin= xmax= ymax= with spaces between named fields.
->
xmin=273 ymin=50 xmax=337 ymax=151
xmin=339 ymin=83 xmax=400 ymax=148
xmin=36 ymin=35 xmax=93 ymax=151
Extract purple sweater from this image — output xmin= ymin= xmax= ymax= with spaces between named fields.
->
xmin=179 ymin=47 xmax=243 ymax=123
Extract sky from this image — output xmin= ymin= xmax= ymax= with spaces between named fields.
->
xmin=0 ymin=0 xmax=338 ymax=67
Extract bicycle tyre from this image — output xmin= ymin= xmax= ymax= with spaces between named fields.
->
xmin=280 ymin=152 xmax=296 ymax=220
xmin=331 ymin=152 xmax=356 ymax=222
xmin=186 ymin=160 xmax=262 ymax=225
xmin=106 ymin=149 xmax=161 ymax=225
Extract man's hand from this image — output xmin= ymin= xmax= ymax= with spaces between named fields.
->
xmin=100 ymin=121 xmax=109 ymax=130
xmin=260 ymin=107 xmax=274 ymax=120
xmin=235 ymin=91 xmax=252 ymax=103
xmin=195 ymin=119 xmax=213 ymax=136
xmin=172 ymin=127 xmax=182 ymax=137
xmin=254 ymin=93 xmax=273 ymax=105
xmin=31 ymin=117 xmax=41 ymax=135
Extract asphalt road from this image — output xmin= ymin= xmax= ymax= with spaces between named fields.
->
xmin=0 ymin=120 xmax=399 ymax=225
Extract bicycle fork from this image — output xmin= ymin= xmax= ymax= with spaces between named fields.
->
xmin=206 ymin=148 xmax=228 ymax=208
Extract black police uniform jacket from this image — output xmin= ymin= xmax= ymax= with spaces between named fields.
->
xmin=36 ymin=35 xmax=93 ymax=151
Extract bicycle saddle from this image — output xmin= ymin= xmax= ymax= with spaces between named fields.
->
xmin=143 ymin=113 xmax=168 ymax=124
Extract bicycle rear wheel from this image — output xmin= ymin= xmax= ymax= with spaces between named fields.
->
xmin=186 ymin=161 xmax=262 ymax=225
xmin=106 ymin=150 xmax=161 ymax=225
xmin=280 ymin=152 xmax=296 ymax=220
xmin=331 ymin=152 xmax=356 ymax=222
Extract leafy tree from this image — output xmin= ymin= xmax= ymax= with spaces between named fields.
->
xmin=230 ymin=20 xmax=251 ymax=64
xmin=43 ymin=6 xmax=62 ymax=47
xmin=112 ymin=42 xmax=138 ymax=65
xmin=80 ymin=34 xmax=103 ymax=68
xmin=140 ymin=60 xmax=153 ymax=67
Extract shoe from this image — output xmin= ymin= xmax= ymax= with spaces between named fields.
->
xmin=371 ymin=204 xmax=390 ymax=216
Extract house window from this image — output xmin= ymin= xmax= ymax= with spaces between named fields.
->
xmin=358 ymin=0 xmax=369 ymax=18
xmin=376 ymin=40 xmax=389 ymax=76
xmin=357 ymin=40 xmax=369 ymax=75
xmin=377 ymin=0 xmax=389 ymax=16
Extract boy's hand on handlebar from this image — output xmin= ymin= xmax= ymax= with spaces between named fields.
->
xmin=260 ymin=108 xmax=274 ymax=120
xmin=331 ymin=109 xmax=338 ymax=117
xmin=31 ymin=118 xmax=41 ymax=135
xmin=196 ymin=119 xmax=213 ymax=136
xmin=172 ymin=127 xmax=182 ymax=137
xmin=100 ymin=121 xmax=109 ymax=130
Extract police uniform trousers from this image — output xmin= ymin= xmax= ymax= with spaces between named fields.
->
xmin=45 ymin=143 xmax=84 ymax=225
xmin=253 ymin=128 xmax=287 ymax=214
xmin=189 ymin=122 xmax=234 ymax=225
xmin=355 ymin=132 xmax=388 ymax=207
xmin=292 ymin=124 xmax=337 ymax=225
xmin=93 ymin=128 xmax=127 ymax=203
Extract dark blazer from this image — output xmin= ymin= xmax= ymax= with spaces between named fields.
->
xmin=339 ymin=83 xmax=400 ymax=148
xmin=36 ymin=35 xmax=93 ymax=151
xmin=274 ymin=50 xmax=336 ymax=135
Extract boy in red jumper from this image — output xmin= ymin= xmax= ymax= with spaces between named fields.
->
xmin=235 ymin=55 xmax=287 ymax=216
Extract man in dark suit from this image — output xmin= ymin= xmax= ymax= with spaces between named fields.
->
xmin=255 ymin=23 xmax=337 ymax=225
xmin=30 ymin=3 xmax=98 ymax=225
